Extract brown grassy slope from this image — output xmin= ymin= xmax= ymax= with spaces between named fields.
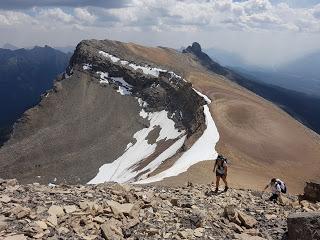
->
xmin=120 ymin=42 xmax=320 ymax=194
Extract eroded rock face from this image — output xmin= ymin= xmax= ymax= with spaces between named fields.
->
xmin=70 ymin=40 xmax=206 ymax=135
xmin=287 ymin=212 xmax=320 ymax=240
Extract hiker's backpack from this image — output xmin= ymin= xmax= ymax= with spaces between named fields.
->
xmin=216 ymin=156 xmax=227 ymax=174
xmin=276 ymin=180 xmax=287 ymax=193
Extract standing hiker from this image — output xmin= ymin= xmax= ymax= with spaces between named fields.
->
xmin=263 ymin=178 xmax=287 ymax=202
xmin=213 ymin=155 xmax=229 ymax=193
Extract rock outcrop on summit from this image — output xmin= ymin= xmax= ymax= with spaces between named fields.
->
xmin=0 ymin=39 xmax=319 ymax=192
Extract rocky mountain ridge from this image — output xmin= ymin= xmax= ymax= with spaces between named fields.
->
xmin=1 ymin=179 xmax=319 ymax=240
xmin=0 ymin=39 xmax=214 ymax=185
xmin=69 ymin=40 xmax=206 ymax=135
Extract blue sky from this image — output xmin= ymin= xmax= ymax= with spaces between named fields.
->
xmin=0 ymin=0 xmax=319 ymax=67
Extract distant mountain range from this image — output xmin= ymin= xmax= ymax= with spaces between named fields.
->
xmin=201 ymin=45 xmax=320 ymax=135
xmin=204 ymin=48 xmax=249 ymax=68
xmin=0 ymin=46 xmax=71 ymax=145
xmin=2 ymin=43 xmax=18 ymax=50
xmin=205 ymin=48 xmax=320 ymax=97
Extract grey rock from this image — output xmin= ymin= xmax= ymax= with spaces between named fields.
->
xmin=287 ymin=212 xmax=320 ymax=240
xmin=303 ymin=181 xmax=320 ymax=202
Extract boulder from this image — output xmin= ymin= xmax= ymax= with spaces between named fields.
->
xmin=48 ymin=205 xmax=65 ymax=217
xmin=230 ymin=222 xmax=243 ymax=233
xmin=303 ymin=181 xmax=320 ymax=202
xmin=64 ymin=205 xmax=78 ymax=214
xmin=106 ymin=200 xmax=135 ymax=217
xmin=111 ymin=183 xmax=131 ymax=192
xmin=233 ymin=233 xmax=267 ymax=240
xmin=0 ymin=215 xmax=8 ymax=231
xmin=224 ymin=205 xmax=241 ymax=226
xmin=193 ymin=227 xmax=205 ymax=237
xmin=287 ymin=212 xmax=320 ymax=240
xmin=101 ymin=222 xmax=124 ymax=240
xmin=47 ymin=215 xmax=58 ymax=226
xmin=0 ymin=195 xmax=11 ymax=203
xmin=238 ymin=211 xmax=258 ymax=229
xmin=4 ymin=235 xmax=27 ymax=240
xmin=6 ymin=179 xmax=18 ymax=186
xmin=278 ymin=195 xmax=291 ymax=206
xmin=35 ymin=220 xmax=48 ymax=230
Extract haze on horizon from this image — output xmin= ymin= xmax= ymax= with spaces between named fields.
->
xmin=0 ymin=0 xmax=320 ymax=67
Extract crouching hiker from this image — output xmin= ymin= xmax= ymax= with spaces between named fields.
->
xmin=263 ymin=178 xmax=287 ymax=202
xmin=213 ymin=155 xmax=229 ymax=193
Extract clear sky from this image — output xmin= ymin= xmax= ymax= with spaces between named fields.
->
xmin=0 ymin=0 xmax=320 ymax=67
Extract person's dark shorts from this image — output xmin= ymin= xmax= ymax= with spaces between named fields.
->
xmin=216 ymin=171 xmax=225 ymax=177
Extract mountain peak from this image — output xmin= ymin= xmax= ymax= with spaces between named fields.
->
xmin=184 ymin=42 xmax=202 ymax=54
xmin=2 ymin=43 xmax=18 ymax=50
xmin=191 ymin=42 xmax=202 ymax=52
xmin=183 ymin=42 xmax=228 ymax=76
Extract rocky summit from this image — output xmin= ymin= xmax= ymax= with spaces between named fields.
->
xmin=1 ymin=179 xmax=320 ymax=240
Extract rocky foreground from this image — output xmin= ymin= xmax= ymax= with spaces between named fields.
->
xmin=0 ymin=179 xmax=319 ymax=240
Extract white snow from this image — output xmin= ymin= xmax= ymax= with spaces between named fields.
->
xmin=128 ymin=63 xmax=166 ymax=77
xmin=137 ymin=98 xmax=148 ymax=108
xmin=137 ymin=105 xmax=219 ymax=184
xmin=83 ymin=64 xmax=92 ymax=70
xmin=193 ymin=88 xmax=212 ymax=104
xmin=137 ymin=135 xmax=187 ymax=181
xmin=96 ymin=72 xmax=133 ymax=95
xmin=117 ymin=86 xmax=131 ymax=95
xmin=111 ymin=77 xmax=132 ymax=90
xmin=97 ymin=50 xmax=186 ymax=80
xmin=99 ymin=51 xmax=120 ymax=63
xmin=139 ymin=109 xmax=148 ymax=118
xmin=111 ymin=77 xmax=132 ymax=95
xmin=97 ymin=72 xmax=109 ymax=84
xmin=88 ymin=109 xmax=184 ymax=184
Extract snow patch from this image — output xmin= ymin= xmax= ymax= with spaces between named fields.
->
xmin=137 ymin=105 xmax=219 ymax=184
xmin=96 ymin=72 xmax=132 ymax=95
xmin=97 ymin=72 xmax=109 ymax=84
xmin=98 ymin=50 xmax=188 ymax=82
xmin=128 ymin=63 xmax=166 ymax=77
xmin=137 ymin=98 xmax=148 ymax=108
xmin=83 ymin=64 xmax=92 ymax=70
xmin=137 ymin=135 xmax=187 ymax=181
xmin=88 ymin=109 xmax=184 ymax=184
xmin=99 ymin=51 xmax=120 ymax=63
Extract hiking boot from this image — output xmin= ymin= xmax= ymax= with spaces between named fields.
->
xmin=224 ymin=186 xmax=229 ymax=192
xmin=214 ymin=188 xmax=219 ymax=193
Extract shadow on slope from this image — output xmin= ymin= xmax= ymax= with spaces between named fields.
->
xmin=0 ymin=46 xmax=71 ymax=146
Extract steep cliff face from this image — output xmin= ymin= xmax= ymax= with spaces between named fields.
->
xmin=70 ymin=40 xmax=206 ymax=135
xmin=0 ymin=39 xmax=216 ymax=185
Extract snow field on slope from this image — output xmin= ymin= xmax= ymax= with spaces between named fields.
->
xmin=99 ymin=50 xmax=185 ymax=81
xmin=88 ymin=108 xmax=185 ymax=184
xmin=137 ymin=105 xmax=219 ymax=184
xmin=87 ymin=50 xmax=220 ymax=184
